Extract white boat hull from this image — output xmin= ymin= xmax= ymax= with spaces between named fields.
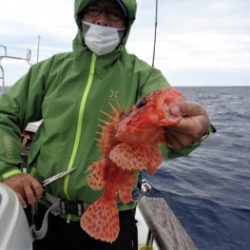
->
xmin=0 ymin=183 xmax=33 ymax=250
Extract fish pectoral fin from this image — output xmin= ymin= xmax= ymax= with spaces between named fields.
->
xmin=109 ymin=143 xmax=163 ymax=174
xmin=87 ymin=159 xmax=106 ymax=190
xmin=144 ymin=146 xmax=163 ymax=174
xmin=80 ymin=198 xmax=119 ymax=243
xmin=118 ymin=173 xmax=135 ymax=204
xmin=109 ymin=143 xmax=147 ymax=171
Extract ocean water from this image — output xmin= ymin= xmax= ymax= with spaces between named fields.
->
xmin=143 ymin=86 xmax=250 ymax=250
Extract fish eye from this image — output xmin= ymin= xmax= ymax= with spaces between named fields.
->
xmin=136 ymin=97 xmax=146 ymax=108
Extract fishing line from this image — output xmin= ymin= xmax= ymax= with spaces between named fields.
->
xmin=152 ymin=0 xmax=158 ymax=67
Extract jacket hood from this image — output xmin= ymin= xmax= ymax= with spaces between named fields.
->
xmin=74 ymin=0 xmax=137 ymax=49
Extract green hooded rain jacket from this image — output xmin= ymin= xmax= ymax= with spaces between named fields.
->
xmin=0 ymin=0 xmax=198 ymax=216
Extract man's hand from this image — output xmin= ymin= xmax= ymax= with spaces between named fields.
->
xmin=165 ymin=101 xmax=210 ymax=149
xmin=3 ymin=174 xmax=43 ymax=208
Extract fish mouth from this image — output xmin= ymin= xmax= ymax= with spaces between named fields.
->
xmin=135 ymin=96 xmax=147 ymax=109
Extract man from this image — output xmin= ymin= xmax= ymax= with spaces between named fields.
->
xmin=0 ymin=0 xmax=213 ymax=249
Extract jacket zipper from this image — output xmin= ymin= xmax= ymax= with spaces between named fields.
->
xmin=63 ymin=53 xmax=97 ymax=200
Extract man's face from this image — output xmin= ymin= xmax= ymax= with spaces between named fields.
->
xmin=81 ymin=0 xmax=127 ymax=28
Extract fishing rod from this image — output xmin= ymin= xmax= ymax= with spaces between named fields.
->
xmin=152 ymin=0 xmax=158 ymax=67
xmin=36 ymin=35 xmax=41 ymax=63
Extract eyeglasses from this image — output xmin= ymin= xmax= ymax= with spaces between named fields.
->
xmin=84 ymin=6 xmax=125 ymax=22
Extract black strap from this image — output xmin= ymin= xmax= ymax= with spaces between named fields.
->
xmin=59 ymin=199 xmax=87 ymax=217
xmin=44 ymin=193 xmax=89 ymax=217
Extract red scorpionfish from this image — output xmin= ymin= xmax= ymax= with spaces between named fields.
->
xmin=80 ymin=87 xmax=184 ymax=243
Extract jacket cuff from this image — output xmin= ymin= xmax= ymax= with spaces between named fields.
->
xmin=0 ymin=167 xmax=22 ymax=181
xmin=200 ymin=124 xmax=216 ymax=142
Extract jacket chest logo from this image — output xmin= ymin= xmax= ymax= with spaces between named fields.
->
xmin=109 ymin=90 xmax=119 ymax=100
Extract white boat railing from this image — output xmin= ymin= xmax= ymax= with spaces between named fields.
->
xmin=0 ymin=44 xmax=33 ymax=93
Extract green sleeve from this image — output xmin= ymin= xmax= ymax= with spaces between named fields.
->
xmin=158 ymin=143 xmax=200 ymax=159
xmin=0 ymin=59 xmax=51 ymax=181
xmin=159 ymin=124 xmax=216 ymax=159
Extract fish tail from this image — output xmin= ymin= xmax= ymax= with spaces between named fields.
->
xmin=80 ymin=198 xmax=119 ymax=243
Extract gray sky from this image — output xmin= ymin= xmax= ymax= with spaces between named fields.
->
xmin=0 ymin=0 xmax=250 ymax=86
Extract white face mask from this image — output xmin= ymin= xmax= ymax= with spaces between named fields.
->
xmin=82 ymin=21 xmax=125 ymax=56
